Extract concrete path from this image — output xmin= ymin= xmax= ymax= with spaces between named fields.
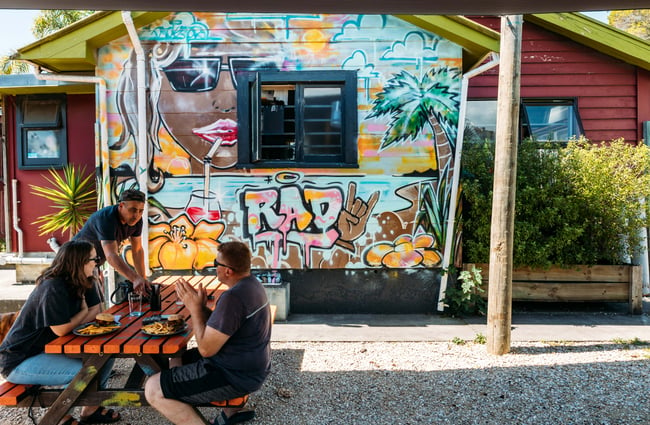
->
xmin=1 ymin=268 xmax=648 ymax=343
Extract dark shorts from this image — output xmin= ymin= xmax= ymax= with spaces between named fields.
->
xmin=159 ymin=348 xmax=246 ymax=404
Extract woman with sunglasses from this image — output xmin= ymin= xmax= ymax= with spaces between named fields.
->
xmin=0 ymin=240 xmax=121 ymax=425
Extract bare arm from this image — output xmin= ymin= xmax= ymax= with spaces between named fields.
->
xmin=102 ymin=239 xmax=150 ymax=295
xmin=176 ymin=279 xmax=230 ymax=357
xmin=50 ymin=299 xmax=100 ymax=336
xmin=129 ymin=235 xmax=147 ymax=280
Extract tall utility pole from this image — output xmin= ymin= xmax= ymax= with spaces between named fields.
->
xmin=487 ymin=15 xmax=522 ymax=355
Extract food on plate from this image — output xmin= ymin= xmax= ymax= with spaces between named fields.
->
xmin=142 ymin=315 xmax=186 ymax=335
xmin=167 ymin=314 xmax=185 ymax=327
xmin=76 ymin=322 xmax=120 ymax=335
xmin=95 ymin=313 xmax=116 ymax=326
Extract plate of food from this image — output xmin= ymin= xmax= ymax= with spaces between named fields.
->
xmin=141 ymin=314 xmax=187 ymax=336
xmin=73 ymin=313 xmax=121 ymax=336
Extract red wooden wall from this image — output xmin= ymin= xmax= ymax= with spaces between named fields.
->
xmin=6 ymin=94 xmax=96 ymax=252
xmin=468 ymin=16 xmax=650 ymax=143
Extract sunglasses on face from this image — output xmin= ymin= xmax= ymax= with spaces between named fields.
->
xmin=162 ymin=56 xmax=279 ymax=92
xmin=214 ymin=259 xmax=234 ymax=270
xmin=88 ymin=256 xmax=101 ymax=265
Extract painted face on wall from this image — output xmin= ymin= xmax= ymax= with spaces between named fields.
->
xmin=155 ymin=43 xmax=280 ymax=173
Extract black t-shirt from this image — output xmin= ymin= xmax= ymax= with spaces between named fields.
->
xmin=206 ymin=275 xmax=272 ymax=393
xmin=73 ymin=205 xmax=143 ymax=262
xmin=0 ymin=277 xmax=101 ymax=377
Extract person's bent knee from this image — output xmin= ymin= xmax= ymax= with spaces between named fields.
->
xmin=144 ymin=373 xmax=164 ymax=405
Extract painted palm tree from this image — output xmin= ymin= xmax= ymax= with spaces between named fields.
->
xmin=367 ymin=66 xmax=461 ymax=253
xmin=366 ymin=66 xmax=460 ymax=176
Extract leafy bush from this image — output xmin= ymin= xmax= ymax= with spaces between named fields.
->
xmin=442 ymin=265 xmax=486 ymax=317
xmin=461 ymin=138 xmax=650 ymax=267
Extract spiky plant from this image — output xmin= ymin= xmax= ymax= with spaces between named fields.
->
xmin=30 ymin=164 xmax=97 ymax=238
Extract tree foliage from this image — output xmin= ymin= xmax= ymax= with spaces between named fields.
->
xmin=0 ymin=10 xmax=94 ymax=74
xmin=461 ymin=138 xmax=650 ymax=267
xmin=609 ymin=10 xmax=650 ymax=40
xmin=31 ymin=10 xmax=94 ymax=38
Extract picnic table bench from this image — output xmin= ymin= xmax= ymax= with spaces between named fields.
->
xmin=0 ymin=275 xmax=275 ymax=425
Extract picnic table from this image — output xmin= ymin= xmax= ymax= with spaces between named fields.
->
xmin=36 ymin=274 xmax=228 ymax=425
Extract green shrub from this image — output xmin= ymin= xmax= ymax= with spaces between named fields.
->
xmin=461 ymin=138 xmax=650 ymax=267
xmin=442 ymin=265 xmax=486 ymax=317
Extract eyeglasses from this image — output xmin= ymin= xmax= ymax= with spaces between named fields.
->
xmin=214 ymin=259 xmax=234 ymax=270
xmin=88 ymin=256 xmax=101 ymax=265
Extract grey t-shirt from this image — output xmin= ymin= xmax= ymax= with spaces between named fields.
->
xmin=206 ymin=275 xmax=272 ymax=392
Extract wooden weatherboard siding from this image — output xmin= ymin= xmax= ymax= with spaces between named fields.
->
xmin=468 ymin=15 xmax=641 ymax=143
xmin=465 ymin=263 xmax=643 ymax=314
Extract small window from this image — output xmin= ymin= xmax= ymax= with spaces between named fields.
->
xmin=521 ymin=100 xmax=583 ymax=142
xmin=465 ymin=100 xmax=497 ymax=143
xmin=237 ymin=70 xmax=358 ymax=168
xmin=16 ymin=94 xmax=67 ymax=169
xmin=465 ymin=98 xmax=583 ymax=144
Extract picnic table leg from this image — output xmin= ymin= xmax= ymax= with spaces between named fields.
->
xmin=39 ymin=355 xmax=111 ymax=425
xmin=134 ymin=354 xmax=168 ymax=376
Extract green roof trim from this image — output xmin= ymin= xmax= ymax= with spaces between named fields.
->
xmin=396 ymin=15 xmax=500 ymax=71
xmin=526 ymin=12 xmax=650 ymax=72
xmin=9 ymin=11 xmax=650 ymax=76
xmin=14 ymin=11 xmax=170 ymax=73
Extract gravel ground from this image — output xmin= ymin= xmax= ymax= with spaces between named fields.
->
xmin=2 ymin=340 xmax=649 ymax=425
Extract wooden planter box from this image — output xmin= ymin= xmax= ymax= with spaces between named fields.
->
xmin=463 ymin=263 xmax=643 ymax=315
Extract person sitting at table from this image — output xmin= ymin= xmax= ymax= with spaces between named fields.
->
xmin=144 ymin=241 xmax=272 ymax=425
xmin=0 ymin=240 xmax=122 ymax=425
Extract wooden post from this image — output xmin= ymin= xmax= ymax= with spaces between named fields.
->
xmin=487 ymin=15 xmax=523 ymax=355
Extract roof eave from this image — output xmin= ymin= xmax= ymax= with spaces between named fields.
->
xmin=14 ymin=11 xmax=170 ymax=73
xmin=526 ymin=12 xmax=650 ymax=72
xmin=396 ymin=15 xmax=500 ymax=72
xmin=0 ymin=74 xmax=95 ymax=95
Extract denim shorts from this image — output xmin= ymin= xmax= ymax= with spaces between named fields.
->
xmin=160 ymin=348 xmax=246 ymax=404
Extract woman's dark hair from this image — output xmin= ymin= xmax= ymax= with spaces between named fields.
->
xmin=36 ymin=240 xmax=95 ymax=298
xmin=218 ymin=241 xmax=251 ymax=274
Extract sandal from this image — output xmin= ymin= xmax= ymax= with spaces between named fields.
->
xmin=212 ymin=410 xmax=255 ymax=425
xmin=80 ymin=407 xmax=121 ymax=424
xmin=58 ymin=415 xmax=87 ymax=425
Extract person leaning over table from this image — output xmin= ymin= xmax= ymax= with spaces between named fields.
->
xmin=145 ymin=241 xmax=272 ymax=425
xmin=73 ymin=188 xmax=151 ymax=297
xmin=0 ymin=240 xmax=121 ymax=425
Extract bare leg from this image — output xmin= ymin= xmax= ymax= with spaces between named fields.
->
xmin=145 ymin=373 xmax=207 ymax=425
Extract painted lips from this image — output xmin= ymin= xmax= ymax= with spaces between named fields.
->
xmin=192 ymin=118 xmax=238 ymax=145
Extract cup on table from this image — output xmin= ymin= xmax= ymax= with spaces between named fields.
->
xmin=128 ymin=292 xmax=142 ymax=317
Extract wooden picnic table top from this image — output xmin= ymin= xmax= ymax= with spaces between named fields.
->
xmin=45 ymin=274 xmax=228 ymax=356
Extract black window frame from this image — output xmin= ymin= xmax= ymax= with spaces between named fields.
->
xmin=520 ymin=98 xmax=584 ymax=144
xmin=464 ymin=97 xmax=583 ymax=144
xmin=236 ymin=70 xmax=358 ymax=168
xmin=16 ymin=94 xmax=68 ymax=169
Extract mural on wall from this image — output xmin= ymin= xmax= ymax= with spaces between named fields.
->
xmin=98 ymin=12 xmax=462 ymax=272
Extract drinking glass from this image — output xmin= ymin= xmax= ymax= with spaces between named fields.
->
xmin=128 ymin=293 xmax=143 ymax=317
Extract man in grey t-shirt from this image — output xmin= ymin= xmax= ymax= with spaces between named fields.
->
xmin=145 ymin=241 xmax=272 ymax=425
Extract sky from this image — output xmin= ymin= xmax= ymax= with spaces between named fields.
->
xmin=0 ymin=9 xmax=39 ymax=56
xmin=0 ymin=9 xmax=611 ymax=58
